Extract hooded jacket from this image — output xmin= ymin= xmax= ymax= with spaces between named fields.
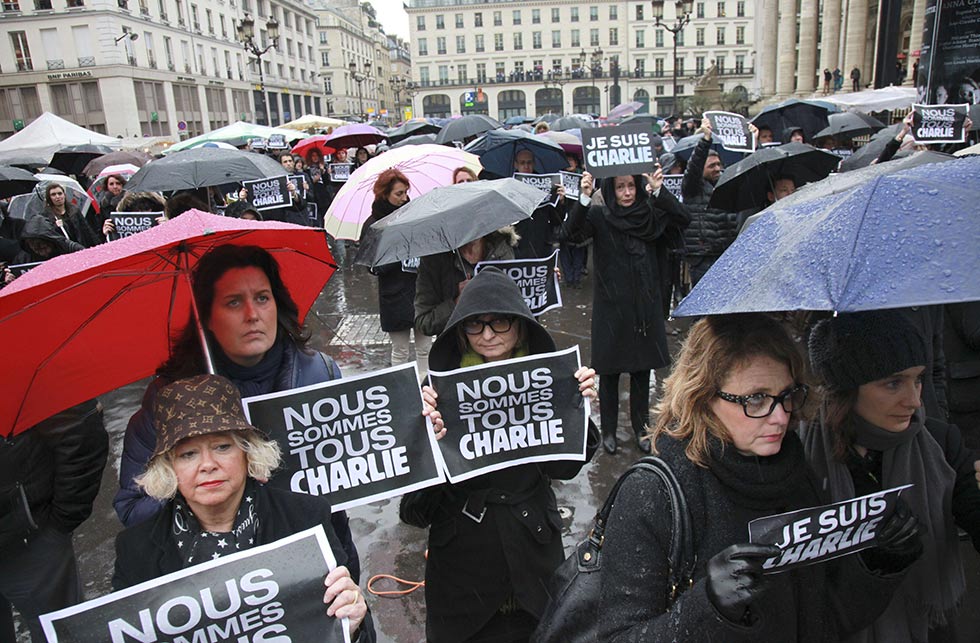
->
xmin=413 ymin=227 xmax=520 ymax=337
xmin=14 ymin=215 xmax=85 ymax=264
xmin=680 ymin=136 xmax=739 ymax=258
xmin=401 ymin=267 xmax=598 ymax=642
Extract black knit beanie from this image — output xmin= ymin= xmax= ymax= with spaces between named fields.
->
xmin=808 ymin=310 xmax=928 ymax=391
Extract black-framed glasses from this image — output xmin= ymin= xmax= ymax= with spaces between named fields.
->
xmin=716 ymin=384 xmax=809 ymax=418
xmin=462 ymin=316 xmax=516 ymax=336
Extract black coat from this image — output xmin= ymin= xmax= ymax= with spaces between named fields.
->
xmin=944 ymin=301 xmax=980 ymax=448
xmin=0 ymin=399 xmax=108 ymax=550
xmin=41 ymin=205 xmax=102 ymax=248
xmin=400 ymin=267 xmax=598 ymax=642
xmin=598 ymin=434 xmax=906 ymax=642
xmin=14 ymin=214 xmax=85 ymax=264
xmin=514 ymin=201 xmax=563 ymax=259
xmin=566 ymin=184 xmax=686 ymax=374
xmin=113 ymin=483 xmax=376 ymax=641
xmin=681 ymin=136 xmax=740 ymax=258
xmin=364 ymin=199 xmax=419 ymax=332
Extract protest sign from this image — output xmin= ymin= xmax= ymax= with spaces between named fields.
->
xmin=749 ymin=484 xmax=912 ymax=574
xmin=560 ymin=171 xmax=581 ymax=199
xmin=248 ymin=138 xmax=267 ymax=150
xmin=475 ymin=251 xmax=562 ymax=316
xmin=428 ymin=346 xmax=589 ymax=484
xmin=243 ymin=176 xmax=290 ymax=211
xmin=288 ymin=174 xmax=308 ymax=199
xmin=911 ymin=103 xmax=969 ymax=144
xmin=266 ymin=133 xmax=288 ymax=150
xmin=662 ymin=174 xmax=684 ymax=202
xmin=704 ymin=111 xmax=756 ymax=153
xmin=305 ymin=202 xmax=318 ymax=222
xmin=829 ymin=148 xmax=853 ymax=159
xmin=40 ymin=526 xmax=350 ymax=643
xmin=329 ymin=163 xmax=353 ymax=182
xmin=242 ymin=363 xmax=445 ymax=512
xmin=582 ymin=124 xmax=657 ymax=179
xmin=514 ymin=172 xmax=561 ymax=207
xmin=110 ymin=212 xmax=158 ymax=238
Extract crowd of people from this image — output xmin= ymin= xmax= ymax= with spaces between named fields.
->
xmin=1 ymin=108 xmax=979 ymax=643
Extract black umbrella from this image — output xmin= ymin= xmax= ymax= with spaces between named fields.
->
xmin=463 ymin=129 xmax=567 ymax=177
xmin=354 ymin=178 xmax=543 ymax=267
xmin=0 ymin=166 xmax=40 ymax=199
xmin=813 ymin=111 xmax=886 ymax=140
xmin=434 ymin=114 xmax=502 ymax=144
xmin=386 ymin=121 xmax=442 ymax=144
xmin=0 ymin=155 xmax=48 ymax=171
xmin=708 ymin=143 xmax=842 ymax=211
xmin=390 ymin=133 xmax=439 ymax=149
xmin=621 ymin=113 xmax=662 ymax=131
xmin=49 ymin=144 xmax=116 ymax=175
xmin=550 ymin=116 xmax=594 ymax=132
xmin=750 ymin=99 xmax=833 ymax=143
xmin=671 ymin=133 xmax=747 ymax=167
xmin=839 ymin=123 xmax=902 ymax=171
xmin=125 ymin=147 xmax=286 ymax=192
xmin=82 ymin=150 xmax=155 ymax=177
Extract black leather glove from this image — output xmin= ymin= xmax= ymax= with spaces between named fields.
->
xmin=706 ymin=543 xmax=780 ymax=624
xmin=861 ymin=497 xmax=923 ymax=573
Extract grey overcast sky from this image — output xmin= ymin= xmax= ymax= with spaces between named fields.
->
xmin=369 ymin=0 xmax=410 ymax=40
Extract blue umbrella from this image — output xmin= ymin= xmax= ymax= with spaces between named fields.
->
xmin=670 ymin=134 xmax=747 ymax=168
xmin=673 ymin=155 xmax=980 ymax=316
xmin=463 ymin=129 xmax=568 ymax=177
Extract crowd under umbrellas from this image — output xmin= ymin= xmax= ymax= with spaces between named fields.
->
xmin=1 ymin=99 xmax=979 ymax=643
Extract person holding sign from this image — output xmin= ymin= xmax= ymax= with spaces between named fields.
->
xmin=401 ymin=267 xmax=598 ymax=643
xmin=363 ymin=169 xmax=432 ymax=378
xmin=566 ymin=166 xmax=688 ymax=454
xmin=804 ymin=310 xmax=980 ymax=642
xmin=599 ymin=314 xmax=919 ymax=641
xmin=113 ymin=245 xmax=361 ymax=580
xmin=114 ymin=374 xmax=375 ymax=642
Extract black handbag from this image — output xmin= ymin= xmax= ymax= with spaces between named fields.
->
xmin=533 ymin=456 xmax=696 ymax=643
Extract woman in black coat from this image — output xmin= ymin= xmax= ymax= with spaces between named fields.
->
xmin=400 ymin=267 xmax=598 ymax=643
xmin=566 ymin=167 xmax=689 ymax=453
xmin=40 ymin=182 xmax=101 ymax=248
xmin=361 ymin=168 xmax=432 ymax=377
xmin=599 ymin=314 xmax=919 ymax=642
xmin=804 ymin=310 xmax=980 ymax=642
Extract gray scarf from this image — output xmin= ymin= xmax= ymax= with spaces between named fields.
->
xmin=802 ymin=410 xmax=964 ymax=643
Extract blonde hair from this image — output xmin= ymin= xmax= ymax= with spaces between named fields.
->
xmin=135 ymin=429 xmax=282 ymax=500
xmin=652 ymin=314 xmax=807 ymax=467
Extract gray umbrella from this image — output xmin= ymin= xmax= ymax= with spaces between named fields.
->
xmin=391 ymin=133 xmax=438 ymax=149
xmin=433 ymin=114 xmax=502 ymax=144
xmin=353 ymin=178 xmax=543 ymax=267
xmin=550 ymin=116 xmax=594 ymax=132
xmin=813 ymin=111 xmax=886 ymax=140
xmin=0 ymin=166 xmax=40 ymax=199
xmin=839 ymin=123 xmax=902 ymax=171
xmin=125 ymin=147 xmax=286 ymax=192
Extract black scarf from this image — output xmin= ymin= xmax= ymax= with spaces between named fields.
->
xmin=172 ymin=479 xmax=260 ymax=568
xmin=213 ymin=332 xmax=286 ymax=398
xmin=707 ymin=431 xmax=812 ymax=511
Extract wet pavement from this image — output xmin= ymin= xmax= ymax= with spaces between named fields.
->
xmin=16 ymin=253 xmax=980 ymax=642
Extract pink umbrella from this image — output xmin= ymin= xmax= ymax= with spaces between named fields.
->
xmin=538 ymin=130 xmax=583 ymax=156
xmin=323 ymin=123 xmax=387 ymax=150
xmin=324 ymin=144 xmax=482 ymax=240
xmin=608 ymin=101 xmax=645 ymax=119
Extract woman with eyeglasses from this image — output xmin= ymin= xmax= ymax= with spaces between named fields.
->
xmin=400 ymin=267 xmax=599 ymax=643
xmin=804 ymin=310 xmax=980 ymax=643
xmin=599 ymin=314 xmax=919 ymax=642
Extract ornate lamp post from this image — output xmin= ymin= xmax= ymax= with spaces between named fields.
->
xmin=542 ymin=70 xmax=567 ymax=116
xmin=236 ymin=14 xmax=279 ymax=125
xmin=651 ymin=0 xmax=693 ymax=115
xmin=348 ymin=60 xmax=369 ymax=121
xmin=389 ymin=75 xmax=407 ymax=120
xmin=404 ymin=80 xmax=421 ymax=119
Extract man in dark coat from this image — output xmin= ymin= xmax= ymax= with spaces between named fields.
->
xmin=944 ymin=302 xmax=980 ymax=450
xmin=680 ymin=119 xmax=740 ymax=288
xmin=512 ymin=148 xmax=564 ymax=259
xmin=0 ymin=400 xmax=108 ymax=641
xmin=851 ymin=66 xmax=862 ymax=92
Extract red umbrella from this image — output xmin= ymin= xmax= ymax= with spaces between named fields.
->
xmin=291 ymin=135 xmax=337 ymax=161
xmin=0 ymin=210 xmax=335 ymax=437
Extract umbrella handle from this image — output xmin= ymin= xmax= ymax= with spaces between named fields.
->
xmin=182 ymin=258 xmax=217 ymax=375
xmin=453 ymin=249 xmax=472 ymax=279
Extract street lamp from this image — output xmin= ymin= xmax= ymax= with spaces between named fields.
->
xmin=389 ymin=75 xmax=407 ymax=120
xmin=652 ymin=0 xmax=693 ymax=115
xmin=543 ymin=69 xmax=567 ymax=117
xmin=348 ymin=60 xmax=369 ymax=121
xmin=404 ymin=80 xmax=421 ymax=119
xmin=236 ymin=14 xmax=279 ymax=125
xmin=583 ymin=47 xmax=603 ymax=114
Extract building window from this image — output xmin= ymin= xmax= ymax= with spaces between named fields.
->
xmin=205 ymin=8 xmax=213 ymax=33
xmin=696 ymin=2 xmax=704 ymax=17
xmin=655 ymin=57 xmax=664 ymax=76
xmin=716 ymin=26 xmax=725 ymax=44
xmin=609 ymin=28 xmax=618 ymax=46
xmin=737 ymin=0 xmax=745 ymax=16
xmin=551 ymin=7 xmax=559 ymax=22
xmin=11 ymin=31 xmax=31 ymax=71
xmin=716 ymin=55 xmax=725 ymax=72
xmin=437 ymin=36 xmax=446 ymax=54
xmin=455 ymin=13 xmax=463 ymax=28
xmin=533 ymin=31 xmax=542 ymax=49
xmin=736 ymin=26 xmax=745 ymax=44
xmin=512 ymin=9 xmax=520 ymax=24
xmin=589 ymin=5 xmax=598 ymax=20
xmin=321 ymin=51 xmax=329 ymax=65
xmin=475 ymin=34 xmax=484 ymax=52
xmin=677 ymin=83 xmax=685 ymax=94
xmin=474 ymin=12 xmax=482 ymax=26
xmin=609 ymin=5 xmax=617 ymax=19
xmin=419 ymin=67 xmax=429 ymax=84
xmin=634 ymin=58 xmax=645 ymax=76
xmin=656 ymin=84 xmax=664 ymax=95
xmin=570 ymin=29 xmax=579 ymax=47
xmin=553 ymin=30 xmax=562 ymax=47
xmin=716 ymin=1 xmax=725 ymax=16
xmin=590 ymin=28 xmax=599 ymax=47
xmin=635 ymin=4 xmax=643 ymax=20
xmin=435 ymin=14 xmax=444 ymax=29
xmin=319 ymin=32 xmax=327 ymax=44
xmin=676 ymin=59 xmax=684 ymax=75
xmin=676 ymin=30 xmax=684 ymax=45
xmin=163 ymin=36 xmax=173 ymax=69
xmin=655 ymin=29 xmax=664 ymax=47
xmin=438 ymin=65 xmax=448 ymax=83
xmin=493 ymin=10 xmax=501 ymax=26
xmin=635 ymin=29 xmax=645 ymax=48
xmin=477 ymin=62 xmax=486 ymax=82
xmin=417 ymin=38 xmax=427 ymax=56
xmin=456 ymin=35 xmax=465 ymax=53
xmin=532 ymin=8 xmax=540 ymax=23
xmin=457 ymin=63 xmax=467 ymax=82
xmin=416 ymin=16 xmax=425 ymax=31
xmin=735 ymin=54 xmax=745 ymax=73
xmin=695 ymin=56 xmax=705 ymax=75
xmin=696 ymin=28 xmax=704 ymax=46
xmin=513 ymin=32 xmax=522 ymax=50
xmin=495 ymin=61 xmax=505 ymax=78
xmin=494 ymin=33 xmax=503 ymax=51
xmin=570 ymin=7 xmax=578 ymax=21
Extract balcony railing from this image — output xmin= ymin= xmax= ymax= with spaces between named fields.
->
xmin=46 ymin=58 xmax=65 ymax=69
xmin=412 ymin=67 xmax=756 ymax=91
xmin=15 ymin=59 xmax=33 ymax=72
xmin=78 ymin=56 xmax=95 ymax=66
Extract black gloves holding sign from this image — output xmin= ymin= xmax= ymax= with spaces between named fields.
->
xmin=705 ymin=543 xmax=780 ymax=625
xmin=860 ymin=497 xmax=923 ymax=574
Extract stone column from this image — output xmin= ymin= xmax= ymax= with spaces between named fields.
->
xmin=906 ymin=0 xmax=927 ymax=85
xmin=796 ymin=0 xmax=819 ymax=94
xmin=843 ymin=0 xmax=869 ymax=89
xmin=756 ymin=0 xmax=779 ymax=98
xmin=775 ymin=0 xmax=798 ymax=96
xmin=818 ymin=0 xmax=842 ymax=77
